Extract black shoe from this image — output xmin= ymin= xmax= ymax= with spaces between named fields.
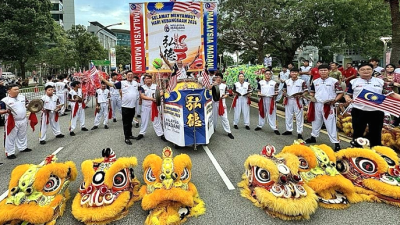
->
xmin=62 ymin=113 xmax=68 ymax=116
xmin=65 ymin=109 xmax=71 ymax=112
xmin=161 ymin=135 xmax=167 ymax=142
xmin=255 ymin=127 xmax=262 ymax=131
xmin=128 ymin=136 xmax=136 ymax=139
xmin=175 ymin=144 xmax=182 ymax=149
xmin=136 ymin=134 xmax=144 ymax=140
xmin=298 ymin=134 xmax=303 ymax=140
xmin=282 ymin=131 xmax=293 ymax=135
xmin=305 ymin=136 xmax=317 ymax=144
xmin=21 ymin=148 xmax=32 ymax=152
xmin=334 ymin=143 xmax=341 ymax=152
xmin=7 ymin=154 xmax=16 ymax=159
xmin=56 ymin=134 xmax=65 ymax=138
xmin=274 ymin=130 xmax=280 ymax=135
xmin=81 ymin=127 xmax=89 ymax=131
xmin=104 ymin=125 xmax=109 ymax=129
xmin=91 ymin=126 xmax=98 ymax=130
xmin=234 ymin=125 xmax=238 ymax=129
xmin=70 ymin=132 xmax=76 ymax=136
xmin=245 ymin=126 xmax=250 ymax=130
xmin=113 ymin=118 xmax=117 ymax=123
xmin=40 ymin=140 xmax=46 ymax=145
xmin=125 ymin=139 xmax=132 ymax=145
xmin=228 ymin=133 xmax=234 ymax=139
xmin=135 ymin=123 xmax=139 ymax=128
xmin=137 ymin=115 xmax=141 ymax=118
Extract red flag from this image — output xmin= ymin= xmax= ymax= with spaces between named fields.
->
xmin=6 ymin=114 xmax=15 ymax=135
xmin=167 ymin=70 xmax=179 ymax=92
xmin=269 ymin=97 xmax=275 ymax=115
xmin=29 ymin=113 xmax=38 ymax=131
xmin=151 ymin=101 xmax=159 ymax=122
xmin=258 ymin=98 xmax=265 ymax=118
xmin=218 ymin=99 xmax=225 ymax=116
xmin=307 ymin=102 xmax=315 ymax=122
xmin=201 ymin=70 xmax=211 ymax=87
xmin=232 ymin=95 xmax=238 ymax=108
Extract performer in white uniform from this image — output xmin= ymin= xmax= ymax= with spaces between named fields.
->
xmin=212 ymin=74 xmax=234 ymax=139
xmin=300 ymin=60 xmax=312 ymax=91
xmin=282 ymin=68 xmax=308 ymax=140
xmin=136 ymin=74 xmax=166 ymax=141
xmin=132 ymin=76 xmax=141 ymax=128
xmin=54 ymin=75 xmax=67 ymax=116
xmin=68 ymin=81 xmax=88 ymax=136
xmin=276 ymin=66 xmax=290 ymax=102
xmin=39 ymin=85 xmax=64 ymax=145
xmin=255 ymin=70 xmax=280 ymax=135
xmin=304 ymin=64 xmax=343 ymax=151
xmin=91 ymin=83 xmax=111 ymax=130
xmin=109 ymin=73 xmax=122 ymax=122
xmin=0 ymin=84 xmax=32 ymax=159
xmin=233 ymin=72 xmax=251 ymax=130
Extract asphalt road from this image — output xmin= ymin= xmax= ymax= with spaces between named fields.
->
xmin=0 ymin=98 xmax=399 ymax=225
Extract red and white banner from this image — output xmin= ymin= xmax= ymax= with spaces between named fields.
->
xmin=130 ymin=3 xmax=146 ymax=73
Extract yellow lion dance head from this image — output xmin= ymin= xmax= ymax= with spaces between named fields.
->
xmin=140 ymin=147 xmax=206 ymax=225
xmin=0 ymin=155 xmax=77 ymax=225
xmin=238 ymin=144 xmax=318 ymax=220
xmin=72 ymin=148 xmax=141 ymax=225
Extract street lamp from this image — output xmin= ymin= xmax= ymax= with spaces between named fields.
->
xmin=380 ymin=36 xmax=391 ymax=66
xmin=95 ymin=22 xmax=125 ymax=35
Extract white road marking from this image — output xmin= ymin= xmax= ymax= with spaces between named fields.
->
xmin=0 ymin=147 xmax=64 ymax=202
xmin=203 ymin=145 xmax=235 ymax=190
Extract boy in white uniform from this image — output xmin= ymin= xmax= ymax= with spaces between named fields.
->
xmin=68 ymin=81 xmax=88 ymax=136
xmin=212 ymin=74 xmax=234 ymax=139
xmin=91 ymin=83 xmax=111 ymax=130
xmin=232 ymin=72 xmax=251 ymax=130
xmin=109 ymin=73 xmax=122 ymax=122
xmin=39 ymin=85 xmax=65 ymax=144
xmin=54 ymin=75 xmax=68 ymax=116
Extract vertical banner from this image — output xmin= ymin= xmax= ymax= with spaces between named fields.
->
xmin=203 ymin=2 xmax=218 ymax=71
xmin=110 ymin=48 xmax=116 ymax=67
xmin=129 ymin=3 xmax=146 ymax=73
xmin=145 ymin=2 xmax=204 ymax=73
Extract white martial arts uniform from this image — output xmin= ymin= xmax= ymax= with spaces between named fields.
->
xmin=283 ymin=78 xmax=307 ymax=134
xmin=233 ymin=81 xmax=251 ymax=126
xmin=212 ymin=83 xmax=232 ymax=133
xmin=69 ymin=89 xmax=86 ymax=131
xmin=94 ymin=89 xmax=110 ymax=126
xmin=139 ymin=84 xmax=163 ymax=136
xmin=109 ymin=81 xmax=122 ymax=119
xmin=257 ymin=79 xmax=279 ymax=130
xmin=276 ymin=70 xmax=290 ymax=102
xmin=54 ymin=81 xmax=67 ymax=114
xmin=40 ymin=95 xmax=62 ymax=141
xmin=1 ymin=95 xmax=28 ymax=156
xmin=310 ymin=77 xmax=343 ymax=143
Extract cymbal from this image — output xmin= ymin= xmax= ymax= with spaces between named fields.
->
xmin=302 ymin=93 xmax=317 ymax=102
xmin=27 ymin=99 xmax=43 ymax=113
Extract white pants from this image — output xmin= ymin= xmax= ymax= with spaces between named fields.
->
xmin=276 ymin=83 xmax=285 ymax=102
xmin=40 ymin=111 xmax=62 ymax=141
xmin=311 ymin=103 xmax=339 ymax=143
xmin=70 ymin=104 xmax=85 ymax=131
xmin=212 ymin=101 xmax=231 ymax=133
xmin=94 ymin=102 xmax=109 ymax=126
xmin=5 ymin=118 xmax=27 ymax=155
xmin=135 ymin=98 xmax=141 ymax=116
xmin=111 ymin=95 xmax=122 ymax=119
xmin=56 ymin=93 xmax=66 ymax=114
xmin=139 ymin=106 xmax=163 ymax=136
xmin=285 ymin=98 xmax=304 ymax=134
xmin=258 ymin=97 xmax=277 ymax=130
xmin=233 ymin=96 xmax=250 ymax=126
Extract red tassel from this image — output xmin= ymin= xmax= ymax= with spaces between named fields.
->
xmin=55 ymin=112 xmax=59 ymax=122
xmin=324 ymin=104 xmax=331 ymax=119
xmin=307 ymin=102 xmax=315 ymax=122
xmin=247 ymin=96 xmax=251 ymax=105
xmin=73 ymin=102 xmax=79 ymax=118
xmin=6 ymin=113 xmax=15 ymax=135
xmin=283 ymin=97 xmax=288 ymax=106
xmin=218 ymin=99 xmax=224 ymax=116
xmin=108 ymin=106 xmax=113 ymax=119
xmin=151 ymin=101 xmax=159 ymax=122
xmin=82 ymin=102 xmax=86 ymax=109
xmin=29 ymin=113 xmax=38 ymax=131
xmin=232 ymin=95 xmax=238 ymax=108
xmin=258 ymin=98 xmax=265 ymax=119
xmin=269 ymin=97 xmax=275 ymax=115
xmin=296 ymin=98 xmax=301 ymax=109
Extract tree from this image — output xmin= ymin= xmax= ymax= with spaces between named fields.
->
xmin=385 ymin=0 xmax=400 ymax=64
xmin=0 ymin=0 xmax=54 ymax=79
xmin=115 ymin=45 xmax=131 ymax=69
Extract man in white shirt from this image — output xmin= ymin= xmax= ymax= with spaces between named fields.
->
xmin=212 ymin=73 xmax=234 ymax=139
xmin=300 ymin=60 xmax=312 ymax=91
xmin=39 ymin=85 xmax=64 ymax=145
xmin=232 ymin=72 xmax=251 ymax=130
xmin=54 ymin=75 xmax=68 ymax=116
xmin=68 ymin=81 xmax=88 ymax=136
xmin=109 ymin=73 xmax=122 ymax=122
xmin=276 ymin=66 xmax=290 ymax=102
xmin=91 ymin=83 xmax=111 ymax=130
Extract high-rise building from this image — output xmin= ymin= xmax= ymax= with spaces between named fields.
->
xmin=50 ymin=0 xmax=75 ymax=30
xmin=110 ymin=29 xmax=131 ymax=47
xmin=88 ymin=21 xmax=117 ymax=50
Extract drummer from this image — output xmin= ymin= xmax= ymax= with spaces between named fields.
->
xmin=304 ymin=64 xmax=343 ymax=151
xmin=160 ymin=47 xmax=199 ymax=80
xmin=232 ymin=72 xmax=251 ymax=130
xmin=212 ymin=73 xmax=234 ymax=139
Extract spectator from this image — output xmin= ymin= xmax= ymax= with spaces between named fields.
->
xmin=369 ymin=58 xmax=384 ymax=77
xmin=343 ymin=63 xmax=358 ymax=86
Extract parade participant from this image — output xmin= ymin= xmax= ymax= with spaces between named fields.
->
xmin=369 ymin=58 xmax=384 ymax=76
xmin=91 ymin=83 xmax=111 ymax=130
xmin=310 ymin=61 xmax=322 ymax=81
xmin=45 ymin=75 xmax=55 ymax=88
xmin=109 ymin=73 xmax=122 ymax=122
xmin=136 ymin=74 xmax=166 ymax=141
xmin=54 ymin=75 xmax=68 ymax=116
xmin=101 ymin=71 xmax=140 ymax=145
xmin=255 ymin=70 xmax=280 ymax=135
xmin=68 ymin=81 xmax=88 ymax=136
xmin=0 ymin=84 xmax=32 ymax=159
xmin=160 ymin=47 xmax=199 ymax=80
xmin=287 ymin=63 xmax=294 ymax=72
xmin=212 ymin=73 xmax=234 ymax=139
xmin=232 ymin=72 xmax=251 ymax=130
xmin=343 ymin=63 xmax=358 ymax=86
xmin=305 ymin=64 xmax=343 ymax=151
xmin=132 ymin=75 xmax=141 ymax=128
xmin=282 ymin=68 xmax=308 ymax=139
xmin=276 ymin=66 xmax=290 ymax=102
xmin=379 ymin=64 xmax=400 ymax=126
xmin=299 ymin=60 xmax=312 ymax=90
xmin=39 ymin=85 xmax=64 ymax=145
xmin=329 ymin=62 xmax=345 ymax=92
xmin=344 ymin=63 xmax=400 ymax=147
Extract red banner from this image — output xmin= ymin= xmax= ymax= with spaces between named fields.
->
xmin=130 ymin=3 xmax=146 ymax=73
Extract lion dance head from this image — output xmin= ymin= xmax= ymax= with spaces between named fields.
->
xmin=0 ymin=155 xmax=77 ymax=225
xmin=140 ymin=147 xmax=206 ymax=225
xmin=238 ymin=144 xmax=318 ymax=220
xmin=72 ymin=148 xmax=141 ymax=224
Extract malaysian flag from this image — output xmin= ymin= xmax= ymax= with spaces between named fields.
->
xmin=146 ymin=9 xmax=157 ymax=19
xmin=201 ymin=70 xmax=210 ymax=87
xmin=167 ymin=70 xmax=180 ymax=92
xmin=204 ymin=2 xmax=216 ymax=11
xmin=130 ymin=3 xmax=142 ymax=12
xmin=186 ymin=2 xmax=201 ymax=13
xmin=354 ymin=89 xmax=400 ymax=117
xmin=90 ymin=62 xmax=101 ymax=88
xmin=172 ymin=2 xmax=191 ymax=12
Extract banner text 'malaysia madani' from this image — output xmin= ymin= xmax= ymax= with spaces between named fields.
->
xmin=206 ymin=10 xmax=215 ymax=69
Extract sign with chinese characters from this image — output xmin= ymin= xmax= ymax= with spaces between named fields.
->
xmin=145 ymin=1 xmax=204 ymax=73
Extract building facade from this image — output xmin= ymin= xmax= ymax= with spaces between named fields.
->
xmin=110 ymin=29 xmax=131 ymax=47
xmin=50 ymin=0 xmax=75 ymax=30
xmin=88 ymin=21 xmax=117 ymax=50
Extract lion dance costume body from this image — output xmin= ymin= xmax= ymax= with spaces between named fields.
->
xmin=72 ymin=148 xmax=141 ymax=224
xmin=238 ymin=144 xmax=318 ymax=220
xmin=0 ymin=155 xmax=77 ymax=225
xmin=140 ymin=147 xmax=205 ymax=225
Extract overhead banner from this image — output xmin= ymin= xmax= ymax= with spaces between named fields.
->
xmin=129 ymin=3 xmax=146 ymax=73
xmin=203 ymin=2 xmax=217 ymax=71
xmin=145 ymin=2 xmax=204 ymax=73
xmin=110 ymin=48 xmax=116 ymax=67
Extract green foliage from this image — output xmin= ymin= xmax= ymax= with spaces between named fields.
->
xmin=223 ymin=65 xmax=265 ymax=88
xmin=115 ymin=46 xmax=131 ymax=69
